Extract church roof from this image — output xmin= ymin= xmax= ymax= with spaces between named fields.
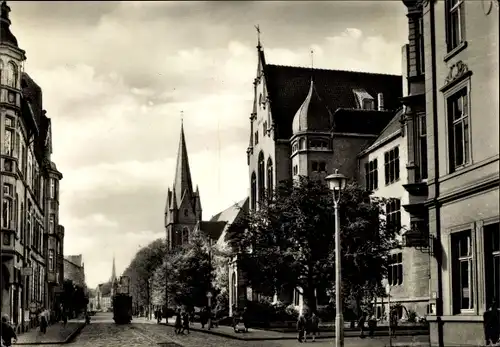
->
xmin=332 ymin=108 xmax=396 ymax=135
xmin=262 ymin=64 xmax=402 ymax=139
xmin=210 ymin=197 xmax=249 ymax=243
xmin=0 ymin=1 xmax=18 ymax=47
xmin=198 ymin=221 xmax=227 ymax=241
xmin=292 ymin=79 xmax=333 ymax=135
xmin=173 ymin=122 xmax=194 ymax=207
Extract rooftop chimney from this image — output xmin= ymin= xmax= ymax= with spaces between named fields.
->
xmin=377 ymin=93 xmax=384 ymax=111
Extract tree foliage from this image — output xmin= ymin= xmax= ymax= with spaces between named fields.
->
xmin=153 ymin=230 xmax=213 ymax=308
xmin=230 ymin=176 xmax=399 ymax=314
xmin=122 ymin=238 xmax=167 ymax=308
xmin=62 ymin=279 xmax=88 ymax=314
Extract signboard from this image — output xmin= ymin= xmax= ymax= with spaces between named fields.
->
xmin=403 ymin=229 xmax=429 ymax=248
xmin=54 ymin=286 xmax=64 ymax=293
xmin=21 ymin=267 xmax=33 ymax=276
xmin=29 ymin=302 xmax=37 ymax=313
xmin=206 ymin=292 xmax=212 ymax=298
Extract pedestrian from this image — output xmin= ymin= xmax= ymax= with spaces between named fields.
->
xmin=39 ymin=311 xmax=48 ymax=335
xmin=181 ymin=311 xmax=190 ymax=334
xmin=309 ymin=312 xmax=320 ymax=342
xmin=483 ymin=299 xmax=500 ymax=345
xmin=1 ymin=315 xmax=17 ymax=347
xmin=358 ymin=313 xmax=366 ymax=338
xmin=368 ymin=314 xmax=377 ymax=338
xmin=200 ymin=307 xmax=208 ymax=329
xmin=390 ymin=311 xmax=398 ymax=337
xmin=157 ymin=309 xmax=162 ymax=324
xmin=297 ymin=313 xmax=307 ymax=343
xmin=174 ymin=309 xmax=182 ymax=334
xmin=241 ymin=307 xmax=249 ymax=332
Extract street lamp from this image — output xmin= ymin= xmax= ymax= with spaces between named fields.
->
xmin=325 ymin=169 xmax=347 ymax=347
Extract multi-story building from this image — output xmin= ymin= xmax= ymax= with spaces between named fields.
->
xmin=400 ymin=0 xmax=499 ymax=346
xmin=0 ymin=1 xmax=64 ymax=331
xmin=63 ymin=255 xmax=85 ymax=288
xmin=227 ymin=37 xmax=409 ymax=315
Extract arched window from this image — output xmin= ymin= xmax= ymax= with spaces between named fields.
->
xmin=258 ymin=151 xmax=265 ymax=203
xmin=299 ymin=138 xmax=305 ymax=149
xmin=231 ymin=273 xmax=237 ymax=308
xmin=182 ymin=227 xmax=189 ymax=244
xmin=6 ymin=61 xmax=18 ymax=88
xmin=267 ymin=157 xmax=273 ymax=197
xmin=250 ymin=172 xmax=256 ymax=210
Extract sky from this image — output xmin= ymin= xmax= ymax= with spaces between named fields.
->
xmin=9 ymin=1 xmax=408 ymax=288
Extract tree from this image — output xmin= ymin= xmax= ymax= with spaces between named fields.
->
xmin=212 ymin=241 xmax=233 ymax=312
xmin=230 ymin=176 xmax=399 ymax=314
xmin=61 ymin=279 xmax=88 ymax=315
xmin=122 ymin=238 xmax=167 ymax=309
xmin=153 ymin=230 xmax=213 ymax=308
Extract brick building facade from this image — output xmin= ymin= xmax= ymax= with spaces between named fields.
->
xmin=1 ymin=1 xmax=64 ymax=332
xmin=63 ymin=255 xmax=85 ymax=288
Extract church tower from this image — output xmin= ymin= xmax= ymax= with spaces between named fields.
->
xmin=110 ymin=255 xmax=118 ymax=297
xmin=164 ymin=122 xmax=202 ymax=250
xmin=290 ymin=78 xmax=334 ymax=180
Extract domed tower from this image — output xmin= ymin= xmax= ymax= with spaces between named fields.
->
xmin=290 ymin=78 xmax=334 ymax=180
xmin=0 ymin=0 xmax=26 ymax=111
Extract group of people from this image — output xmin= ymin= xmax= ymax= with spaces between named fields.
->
xmin=173 ymin=309 xmax=191 ymax=334
xmin=296 ymin=311 xmax=320 ymax=343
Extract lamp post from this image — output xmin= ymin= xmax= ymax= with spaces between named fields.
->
xmin=325 ymin=169 xmax=347 ymax=347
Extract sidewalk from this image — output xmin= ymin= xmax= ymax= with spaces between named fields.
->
xmin=162 ymin=318 xmax=428 ymax=341
xmin=15 ymin=319 xmax=86 ymax=345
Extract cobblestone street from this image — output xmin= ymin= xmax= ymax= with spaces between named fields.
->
xmin=34 ymin=313 xmax=428 ymax=347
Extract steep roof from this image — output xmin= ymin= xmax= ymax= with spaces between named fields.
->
xmin=210 ymin=198 xmax=249 ymax=243
xmin=358 ymin=108 xmax=404 ymax=156
xmin=173 ymin=121 xmax=194 ymax=207
xmin=292 ymin=79 xmax=333 ymax=135
xmin=263 ymin=64 xmax=402 ymax=139
xmin=198 ymin=221 xmax=227 ymax=241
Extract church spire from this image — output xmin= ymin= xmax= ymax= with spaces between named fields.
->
xmin=173 ymin=120 xmax=194 ymax=206
xmin=111 ymin=255 xmax=116 ymax=283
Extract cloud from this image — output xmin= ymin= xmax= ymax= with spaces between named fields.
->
xmin=9 ymin=1 xmax=407 ymax=287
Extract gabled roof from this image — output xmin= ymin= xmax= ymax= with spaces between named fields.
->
xmin=210 ymin=198 xmax=249 ymax=243
xmin=263 ymin=64 xmax=402 ymax=139
xmin=358 ymin=108 xmax=404 ymax=156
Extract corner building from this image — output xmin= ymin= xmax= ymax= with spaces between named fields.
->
xmin=401 ymin=0 xmax=499 ymax=346
xmin=1 ymin=0 xmax=64 ymax=331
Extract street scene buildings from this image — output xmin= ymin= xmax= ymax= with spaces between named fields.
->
xmin=1 ymin=0 xmax=66 ymax=332
xmin=1 ymin=1 xmax=498 ymax=347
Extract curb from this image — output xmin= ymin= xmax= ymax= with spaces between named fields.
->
xmin=15 ymin=323 xmax=86 ymax=345
xmin=161 ymin=322 xmax=428 ymax=341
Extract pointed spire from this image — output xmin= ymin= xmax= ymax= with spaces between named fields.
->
xmin=111 ymin=255 xmax=116 ymax=283
xmin=1 ymin=1 xmax=18 ymax=47
xmin=173 ymin=120 xmax=194 ymax=207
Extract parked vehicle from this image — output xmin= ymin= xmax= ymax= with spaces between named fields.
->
xmin=113 ymin=294 xmax=132 ymax=324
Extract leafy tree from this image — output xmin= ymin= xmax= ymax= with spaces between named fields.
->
xmin=122 ymin=238 xmax=167 ymax=308
xmin=153 ymin=230 xmax=213 ymax=308
xmin=230 ymin=177 xmax=399 ymax=314
xmin=61 ymin=279 xmax=88 ymax=315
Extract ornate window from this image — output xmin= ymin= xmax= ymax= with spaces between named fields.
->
xmin=231 ymin=273 xmax=237 ymax=306
xmin=0 ymin=60 xmax=3 ymax=83
xmin=416 ymin=16 xmax=425 ymax=74
xmin=266 ymin=157 xmax=273 ymax=196
xmin=447 ymin=87 xmax=470 ymax=172
xmin=451 ymin=230 xmax=474 ymax=313
xmin=3 ymin=122 xmax=14 ymax=156
xmin=254 ymin=131 xmax=259 ymax=145
xmin=6 ymin=61 xmax=18 ymax=88
xmin=250 ymin=172 xmax=256 ymax=210
xmin=418 ymin=114 xmax=428 ymax=180
xmin=50 ymin=179 xmax=56 ymax=199
xmin=257 ymin=152 xmax=265 ymax=203
xmin=49 ymin=214 xmax=55 ymax=234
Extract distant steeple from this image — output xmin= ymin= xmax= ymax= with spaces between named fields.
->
xmin=111 ymin=255 xmax=116 ymax=284
xmin=0 ymin=1 xmax=18 ymax=47
xmin=173 ymin=120 xmax=194 ymax=207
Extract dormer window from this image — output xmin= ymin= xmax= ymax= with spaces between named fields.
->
xmin=353 ymin=89 xmax=375 ymax=110
xmin=363 ymin=99 xmax=375 ymax=110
